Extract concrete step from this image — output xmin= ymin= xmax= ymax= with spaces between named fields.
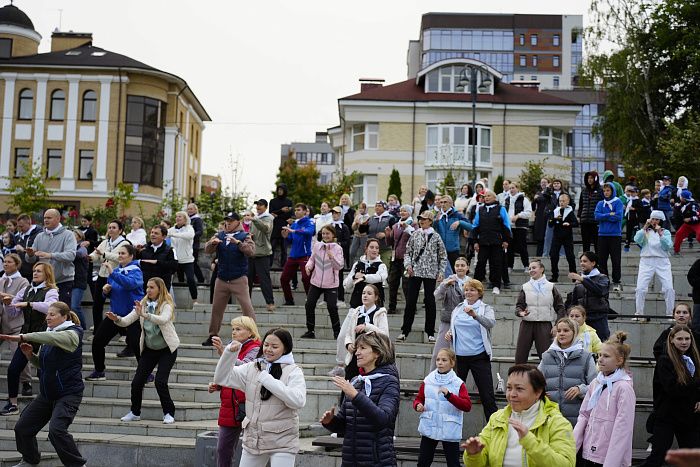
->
xmin=0 ymin=451 xmax=59 ymax=467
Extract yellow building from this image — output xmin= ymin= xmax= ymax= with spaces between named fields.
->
xmin=0 ymin=3 xmax=210 ymax=214
xmin=329 ymin=58 xmax=582 ymax=204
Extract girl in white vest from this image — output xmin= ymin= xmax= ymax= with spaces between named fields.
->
xmin=514 ymin=260 xmax=565 ymax=364
xmin=414 ymin=348 xmax=472 ymax=467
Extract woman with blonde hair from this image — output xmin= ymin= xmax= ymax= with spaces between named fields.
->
xmin=126 ymin=216 xmax=147 ymax=247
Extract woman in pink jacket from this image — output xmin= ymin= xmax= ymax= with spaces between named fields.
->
xmin=301 ymin=225 xmax=345 ymax=340
xmin=574 ymin=331 xmax=636 ymax=467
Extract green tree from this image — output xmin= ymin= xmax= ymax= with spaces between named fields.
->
xmin=435 ymin=170 xmax=456 ymax=199
xmin=386 ymin=168 xmax=402 ymax=203
xmin=5 ymin=162 xmax=56 ymax=215
xmin=274 ymin=156 xmax=325 ymax=210
xmin=518 ymin=159 xmax=549 ymax=200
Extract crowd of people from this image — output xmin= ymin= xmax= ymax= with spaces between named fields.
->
xmin=0 ymin=171 xmax=699 ymax=466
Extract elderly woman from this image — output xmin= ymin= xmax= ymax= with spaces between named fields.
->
xmin=126 ymin=217 xmax=147 ymax=247
xmin=463 ymin=364 xmax=576 ymax=467
xmin=168 ymin=211 xmax=198 ymax=303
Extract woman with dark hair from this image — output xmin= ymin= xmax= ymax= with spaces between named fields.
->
xmin=321 ymin=332 xmax=401 ymax=466
xmin=463 ymin=364 xmax=576 ymax=467
xmin=214 ymin=327 xmax=306 ymax=467
xmin=343 ymin=238 xmax=388 ymax=308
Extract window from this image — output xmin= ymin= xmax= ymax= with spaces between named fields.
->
xmin=81 ymin=90 xmax=97 ymax=122
xmin=17 ymin=88 xmax=33 ymax=120
xmin=0 ymin=38 xmax=11 ymax=58
xmin=519 ymin=55 xmax=526 ymax=67
xmin=530 ymin=34 xmax=538 ymax=46
xmin=46 ymin=149 xmax=62 ymax=178
xmin=553 ymin=34 xmax=560 ymax=47
xmin=531 ymin=76 xmax=538 ymax=81
xmin=14 ymin=148 xmax=29 ymax=177
xmin=351 ymin=123 xmax=378 ymax=151
xmin=553 ymin=76 xmax=560 ymax=88
xmin=78 ymin=150 xmax=94 ymax=180
xmin=123 ymin=95 xmax=166 ymax=187
xmin=553 ymin=55 xmax=560 ymax=68
xmin=426 ymin=124 xmax=492 ymax=167
xmin=539 ymin=127 xmax=564 ymax=155
xmin=352 ymin=175 xmax=378 ymax=206
xmin=519 ymin=34 xmax=525 ymax=46
xmin=296 ymin=152 xmax=307 ymax=164
xmin=532 ymin=55 xmax=538 ymax=67
xmin=49 ymin=90 xmax=65 ymax=121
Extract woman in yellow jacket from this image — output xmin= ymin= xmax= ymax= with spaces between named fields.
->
xmin=463 ymin=364 xmax=575 ymax=467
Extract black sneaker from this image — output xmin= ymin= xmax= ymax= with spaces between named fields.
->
xmin=300 ymin=331 xmax=316 ymax=339
xmin=549 ymin=276 xmax=559 ymax=283
xmin=201 ymin=336 xmax=215 ymax=347
xmin=21 ymin=382 xmax=32 ymax=397
xmin=502 ymin=283 xmax=511 ymax=290
xmin=283 ymin=301 xmax=295 ymax=306
xmin=117 ymin=346 xmax=134 ymax=358
xmin=0 ymin=402 xmax=18 ymax=416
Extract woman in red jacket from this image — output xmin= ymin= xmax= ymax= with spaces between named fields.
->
xmin=209 ymin=316 xmax=261 ymax=467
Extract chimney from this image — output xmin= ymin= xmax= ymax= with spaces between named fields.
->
xmin=315 ymin=132 xmax=328 ymax=144
xmin=359 ymin=78 xmax=385 ymax=92
xmin=51 ymin=30 xmax=93 ymax=52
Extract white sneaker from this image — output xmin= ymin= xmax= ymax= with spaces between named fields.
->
xmin=428 ymin=335 xmax=436 ymax=343
xmin=120 ymin=411 xmax=141 ymax=422
xmin=337 ymin=301 xmax=347 ymax=308
xmin=11 ymin=461 xmax=39 ymax=467
xmin=395 ymin=334 xmax=406 ymax=342
xmin=492 ymin=287 xmax=500 ymax=295
xmin=163 ymin=413 xmax=175 ymax=424
xmin=524 ymin=267 xmax=529 ymax=274
xmin=612 ymin=283 xmax=622 ymax=292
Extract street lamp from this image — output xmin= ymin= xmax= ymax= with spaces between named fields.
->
xmin=456 ymin=66 xmax=492 ymax=189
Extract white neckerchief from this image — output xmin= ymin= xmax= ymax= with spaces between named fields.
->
xmin=460 ymin=299 xmax=484 ymax=316
xmin=682 ymin=355 xmax=696 ymax=377
xmin=374 ymin=211 xmax=390 ymax=220
xmin=357 ymin=305 xmax=377 ymax=324
xmin=116 ymin=264 xmax=140 ymax=275
xmin=3 ymin=271 xmax=21 ymax=288
xmin=548 ymin=340 xmax=583 ymax=360
xmin=146 ymin=300 xmax=159 ymax=313
xmin=151 ymin=242 xmax=163 ymax=252
xmin=454 ymin=274 xmax=468 ymax=291
xmin=422 ymin=227 xmax=435 ymax=236
xmin=108 ymin=235 xmax=126 ymax=251
xmin=587 ymin=368 xmax=631 ymax=410
xmin=582 ymin=268 xmax=601 ymax=279
xmin=580 ymin=327 xmax=591 ymax=350
xmin=508 ymin=193 xmax=521 ymax=205
xmin=224 ymin=232 xmax=236 ymax=244
xmin=332 ymin=220 xmax=345 ymax=227
xmin=682 ymin=201 xmax=695 ymax=213
xmin=484 ymin=203 xmax=498 ymax=212
xmin=625 ymin=196 xmax=638 ymax=215
xmin=429 ymin=369 xmax=460 ymax=387
xmin=44 ymin=225 xmax=62 ymax=235
xmin=351 ymin=372 xmax=388 ymax=396
xmin=603 ymin=196 xmax=619 ymax=211
xmin=258 ymin=352 xmax=295 ymax=372
xmin=341 ymin=205 xmax=350 ymax=216
xmin=20 ymin=225 xmax=36 ymax=240
xmin=29 ymin=281 xmax=46 ymax=295
xmin=528 ymin=276 xmax=548 ymax=294
xmin=48 ymin=320 xmax=75 ymax=332
xmin=553 ymin=206 xmax=573 ymax=219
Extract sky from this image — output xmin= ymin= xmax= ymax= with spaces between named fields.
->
xmin=20 ymin=0 xmax=591 ymax=202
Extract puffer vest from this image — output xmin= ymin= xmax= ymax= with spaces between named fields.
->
xmin=349 ymin=259 xmax=385 ymax=307
xmin=21 ymin=285 xmax=50 ymax=334
xmin=216 ymin=230 xmax=249 ymax=281
xmin=418 ymin=370 xmax=464 ymax=442
xmin=540 ymin=348 xmax=593 ymax=425
xmin=39 ymin=325 xmax=84 ymax=400
xmin=521 ymin=280 xmax=556 ymax=322
xmin=505 ymin=195 xmax=529 ymax=229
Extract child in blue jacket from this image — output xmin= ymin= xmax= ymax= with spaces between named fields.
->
xmin=594 ymin=183 xmax=624 ymax=291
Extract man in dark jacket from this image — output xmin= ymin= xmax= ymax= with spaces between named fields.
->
xmin=137 ymin=225 xmax=178 ymax=292
xmin=532 ymin=178 xmax=550 ymax=256
xmin=269 ymin=183 xmax=294 ymax=268
xmin=567 ymin=251 xmax=611 ymax=340
xmin=578 ymin=171 xmax=602 ymax=253
xmin=471 ymin=190 xmax=512 ymax=295
xmin=13 ymin=214 xmax=42 ymax=282
xmin=187 ymin=203 xmax=206 ymax=283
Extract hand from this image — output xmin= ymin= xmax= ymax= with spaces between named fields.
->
xmin=228 ymin=340 xmax=241 ymax=353
xmin=103 ymin=263 xmax=114 ymax=274
xmin=354 ymin=324 xmax=366 ymax=334
xmin=517 ymin=309 xmax=529 ymax=317
xmin=211 ymin=336 xmax=224 ymax=356
xmin=25 ymin=247 xmax=34 ymax=256
xmin=34 ymin=251 xmax=51 ymax=259
xmin=464 ymin=306 xmax=476 ymax=318
xmin=376 ymin=232 xmax=385 ymax=239
xmin=80 ymin=240 xmax=90 ymax=248
xmin=305 ymin=265 xmax=313 ymax=275
xmin=14 ymin=244 xmax=24 ymax=253
xmin=208 ymin=382 xmax=219 ymax=393
xmin=134 ymin=300 xmax=143 ymax=314
xmin=445 ymin=330 xmax=453 ymax=341
xmin=405 ymin=266 xmax=414 ymax=277
xmin=354 ymin=272 xmax=365 ymax=280
xmin=210 ymin=237 xmax=222 ymax=245
xmin=462 ymin=437 xmax=485 ymax=455
xmin=2 ymin=295 xmax=12 ymax=305
xmin=346 ymin=343 xmax=355 ymax=353
xmin=282 ymin=206 xmax=290 ymax=212
xmin=384 ymin=226 xmax=392 ymax=236
xmin=445 ymin=278 xmax=456 ymax=286
xmin=105 ymin=312 xmax=119 ymax=322
xmin=474 ymin=243 xmax=480 ymax=252
xmin=14 ymin=302 xmax=28 ymax=309
xmin=437 ymin=273 xmax=444 ymax=282
xmin=439 ymin=387 xmax=449 ymax=397
xmin=563 ymin=222 xmax=570 ymax=227
xmin=102 ymin=284 xmax=112 ymax=295
xmin=326 ymin=250 xmax=334 ymax=259
xmin=450 ymin=221 xmax=460 ymax=231
xmin=319 ymin=406 xmax=336 ymax=424
xmin=685 ymin=218 xmax=691 ymax=223
xmin=20 ymin=342 xmax=33 ymax=358
xmin=695 ymin=402 xmax=700 ymax=413
xmin=0 ymin=334 xmax=20 ymax=342
xmin=564 ymin=386 xmax=581 ymax=400
xmin=332 ymin=376 xmax=358 ymax=400
xmin=415 ymin=403 xmax=425 ymax=412
xmin=665 ymin=449 xmax=700 ymax=467
xmin=136 ymin=244 xmax=145 ymax=251
xmin=510 ymin=216 xmax=517 ymax=223
xmin=508 ymin=418 xmax=529 ymax=439
xmin=501 ymin=242 xmax=508 ymax=250
xmin=568 ymin=272 xmax=582 ymax=282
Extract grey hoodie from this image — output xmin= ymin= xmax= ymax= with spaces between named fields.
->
xmin=26 ymin=225 xmax=77 ymax=284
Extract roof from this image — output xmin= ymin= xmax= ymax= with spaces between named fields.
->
xmin=281 ymin=142 xmax=334 ymax=155
xmin=0 ymin=44 xmax=211 ymax=121
xmin=0 ymin=3 xmax=34 ymax=30
xmin=420 ymin=13 xmax=566 ymax=31
xmin=340 ymin=78 xmax=580 ymax=106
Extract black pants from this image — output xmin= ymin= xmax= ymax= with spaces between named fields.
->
xmin=92 ymin=318 xmax=141 ymax=372
xmin=57 ymin=281 xmax=72 ymax=305
xmin=177 ymin=262 xmax=198 ymax=300
xmin=456 ymin=352 xmax=497 ymax=421
xmin=305 ymin=285 xmax=340 ymax=337
xmin=337 ymin=269 xmax=345 ymax=301
xmin=15 ymin=392 xmax=86 ymax=467
xmin=625 ymin=222 xmax=639 ymax=247
xmin=501 ymin=250 xmax=510 ymax=286
xmin=580 ymin=222 xmax=599 ymax=253
xmin=597 ymin=236 xmax=622 ymax=283
xmin=92 ymin=276 xmax=108 ymax=331
xmin=587 ymin=313 xmax=610 ymax=341
xmin=401 ymin=276 xmax=437 ymax=337
xmin=131 ymin=346 xmax=177 ymax=417
xmin=7 ymin=343 xmax=38 ymax=398
xmin=641 ymin=419 xmax=700 ymax=467
xmin=507 ymin=228 xmax=529 ymax=269
xmin=550 ymin=236 xmax=576 ymax=281
xmin=248 ymin=255 xmax=274 ymax=305
xmin=474 ymin=244 xmax=504 ymax=288
xmin=417 ymin=436 xmax=461 ymax=467
xmin=387 ymin=258 xmax=408 ymax=312
xmin=271 ymin=237 xmax=287 ymax=268
xmin=193 ymin=245 xmax=205 ymax=283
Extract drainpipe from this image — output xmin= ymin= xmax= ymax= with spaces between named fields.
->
xmin=502 ymin=103 xmax=507 ymax=178
xmin=114 ymin=67 xmax=123 ymax=188
xmin=411 ymin=102 xmax=416 ymax=199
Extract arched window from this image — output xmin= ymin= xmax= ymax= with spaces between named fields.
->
xmin=17 ymin=88 xmax=33 ymax=120
xmin=49 ymin=89 xmax=65 ymax=121
xmin=81 ymin=90 xmax=97 ymax=122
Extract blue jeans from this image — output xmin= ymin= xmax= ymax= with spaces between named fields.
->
xmin=70 ymin=288 xmax=86 ymax=329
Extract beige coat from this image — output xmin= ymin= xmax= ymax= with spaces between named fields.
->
xmin=0 ymin=273 xmax=30 ymax=334
xmin=89 ymin=237 xmax=130 ymax=278
xmin=213 ymin=349 xmax=306 ymax=455
xmin=115 ymin=303 xmax=180 ymax=353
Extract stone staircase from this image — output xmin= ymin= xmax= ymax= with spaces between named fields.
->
xmin=0 ymin=245 xmax=696 ymax=466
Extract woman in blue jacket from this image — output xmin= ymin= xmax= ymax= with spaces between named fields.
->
xmin=594 ymin=182 xmax=624 ymax=292
xmin=321 ymin=332 xmax=400 ymax=466
xmin=86 ymin=243 xmax=144 ymax=381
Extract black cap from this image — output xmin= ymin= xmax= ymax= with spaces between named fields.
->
xmin=662 ymin=175 xmax=672 ymax=180
xmin=254 ymin=198 xmax=268 ymax=207
xmin=224 ymin=211 xmax=240 ymax=221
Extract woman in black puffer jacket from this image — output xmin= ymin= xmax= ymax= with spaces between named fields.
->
xmin=321 ymin=332 xmax=400 ymax=466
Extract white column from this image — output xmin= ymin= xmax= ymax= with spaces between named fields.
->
xmin=163 ymin=127 xmax=177 ymax=194
xmin=0 ymin=73 xmax=16 ymax=188
xmin=93 ymin=76 xmax=111 ymax=192
xmin=31 ymin=74 xmax=49 ymax=170
xmin=181 ymin=111 xmax=190 ymax=196
xmin=61 ymin=75 xmax=80 ymax=190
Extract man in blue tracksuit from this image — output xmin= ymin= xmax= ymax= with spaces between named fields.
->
xmin=658 ymin=175 xmax=675 ymax=230
xmin=594 ymin=182 xmax=624 ymax=291
xmin=433 ymin=195 xmax=473 ymax=272
xmin=280 ymin=203 xmax=315 ymax=305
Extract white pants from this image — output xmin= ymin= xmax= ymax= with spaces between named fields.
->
xmin=239 ymin=450 xmax=295 ymax=467
xmin=635 ymin=256 xmax=674 ymax=315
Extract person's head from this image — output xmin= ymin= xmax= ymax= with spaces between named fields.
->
xmin=80 ymin=215 xmax=92 ymax=227
xmin=251 ymin=199 xmax=267 ymax=216
xmin=223 ymin=212 xmax=241 ymax=232
xmin=186 ymin=203 xmax=198 ymax=216
xmin=361 ymin=284 xmax=381 ymax=308
xmin=374 ymin=201 xmax=386 ymax=215
xmin=418 ymin=185 xmax=428 ymax=196
xmin=540 ymin=178 xmax=550 ymax=190
xmin=502 ymin=179 xmax=511 ymax=192
xmin=175 ymin=211 xmax=189 ymax=227
xmin=42 ymin=209 xmax=61 ymax=230
xmin=72 ymin=229 xmax=84 ymax=245
xmin=558 ymin=193 xmax=571 ymax=208
xmin=603 ymin=184 xmax=613 ymax=198
xmin=527 ymin=259 xmax=545 ymax=280
xmin=463 ymin=278 xmax=485 ymax=303
xmin=641 ymin=189 xmax=651 ymax=200
xmin=258 ymin=327 xmax=293 ymax=363
xmin=673 ymin=303 xmax=692 ymax=326
xmin=16 ymin=214 xmax=31 ymax=233
xmin=666 ymin=325 xmax=700 ymax=385
xmin=655 ymin=180 xmax=662 ymax=191
xmin=424 ymin=191 xmax=436 ymax=204
xmin=552 ymin=180 xmax=562 ymax=191
xmin=2 ymin=253 xmax=21 ymax=275
xmin=567 ymin=305 xmax=587 ymax=327
xmin=230 ymin=316 xmax=261 ymax=343
xmin=681 ymin=190 xmax=694 ymax=203
xmin=320 ymin=224 xmax=336 ymax=243
xmin=440 ymin=195 xmax=454 ymax=209
xmin=598 ymin=331 xmax=631 ymax=375
xmin=388 ymin=194 xmax=399 ymax=205
xmin=320 ymin=202 xmax=330 ymax=214
xmin=143 ymin=278 xmax=174 ymax=315
xmin=243 ymin=211 xmax=254 ymax=223
xmin=435 ymin=348 xmax=456 ymax=373
xmin=482 ymin=190 xmax=497 ymax=204
xmin=46 ymin=301 xmax=80 ymax=329
xmin=130 ymin=217 xmax=144 ymax=232
xmin=358 ymin=202 xmax=367 ymax=214
xmin=586 ymin=173 xmax=595 ymax=186
xmin=331 ymin=206 xmax=342 ymax=221
xmin=554 ymin=317 xmax=579 ymax=348
xmin=649 ymin=210 xmax=664 ymax=227
xmin=294 ymin=203 xmax=307 ymax=219
xmin=506 ymin=364 xmax=547 ymax=412
xmin=508 ymin=182 xmax=519 ymax=196
xmin=340 ymin=193 xmax=351 ymax=206
xmin=107 ymin=220 xmax=124 ymax=239
xmin=460 ymin=183 xmax=471 ymax=196
xmin=5 ymin=219 xmax=16 ymax=233
xmin=454 ymin=257 xmax=469 ymax=277
xmin=417 ymin=210 xmax=435 ymax=228
xmin=117 ymin=244 xmax=136 ymax=266
xmin=579 ymin=251 xmax=598 ymax=274
xmin=662 ymin=175 xmax=671 ymax=186
xmin=354 ymin=331 xmax=395 ymax=372
xmin=161 ymin=219 xmax=173 ymax=229
xmin=2 ymin=231 xmax=11 ymax=246
xmin=399 ymin=205 xmax=413 ymax=220
xmin=365 ymin=238 xmax=380 ymax=260
xmin=277 ymin=185 xmax=286 ymax=196
xmin=33 ymin=262 xmax=56 ymax=288
xmin=150 ymin=225 xmax=167 ymax=245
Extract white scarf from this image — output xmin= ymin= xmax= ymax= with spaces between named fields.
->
xmin=108 ymin=235 xmax=127 ymax=251
xmin=484 ymin=203 xmax=498 ymax=212
xmin=428 ymin=368 xmax=460 ymax=387
xmin=146 ymin=300 xmax=159 ymax=313
xmin=625 ymin=196 xmax=638 ymax=216
xmin=357 ymin=305 xmax=377 ymax=324
xmin=553 ymin=206 xmax=573 ymax=220
xmin=28 ymin=281 xmax=47 ymax=295
xmin=582 ymin=268 xmax=601 ymax=279
xmin=528 ymin=276 xmax=548 ymax=294
xmin=460 ymin=299 xmax=484 ymax=316
xmin=351 ymin=372 xmax=388 ymax=396
xmin=44 ymin=225 xmax=62 ymax=236
xmin=115 ymin=264 xmax=140 ymax=275
xmin=421 ymin=227 xmax=435 ymax=236
xmin=2 ymin=271 xmax=21 ymax=288
xmin=151 ymin=242 xmax=163 ymax=252
xmin=602 ymin=196 xmax=619 ymax=211
xmin=454 ymin=274 xmax=468 ymax=291
xmin=586 ymin=368 xmax=631 ymax=410
xmin=259 ymin=352 xmax=295 ymax=372
xmin=548 ymin=340 xmax=584 ymax=360
xmin=683 ymin=355 xmax=696 ymax=377
xmin=48 ymin=320 xmax=75 ymax=332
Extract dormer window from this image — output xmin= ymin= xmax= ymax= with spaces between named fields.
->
xmin=425 ymin=64 xmax=494 ymax=94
